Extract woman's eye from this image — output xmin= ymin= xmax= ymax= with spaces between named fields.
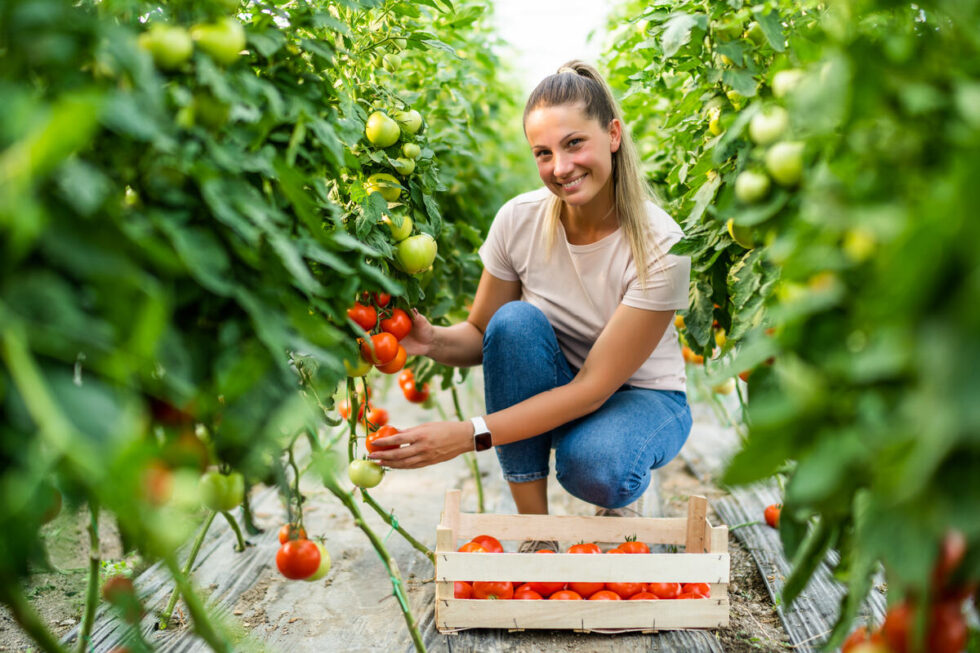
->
xmin=568 ymin=138 xmax=582 ymax=147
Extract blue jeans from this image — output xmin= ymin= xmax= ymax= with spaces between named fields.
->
xmin=482 ymin=301 xmax=692 ymax=509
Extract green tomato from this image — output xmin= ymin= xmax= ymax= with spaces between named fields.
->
xmin=707 ymin=107 xmax=723 ymax=135
xmin=199 ymin=471 xmax=244 ymax=512
xmin=382 ymin=53 xmax=401 ymax=72
xmin=304 ymin=542 xmax=331 ymax=582
xmin=193 ymin=93 xmax=230 ymax=130
xmin=348 ymin=460 xmax=384 ymax=488
xmin=383 ymin=213 xmax=413 ymax=241
xmin=725 ymin=89 xmax=745 ymax=111
xmin=743 ymin=21 xmax=766 ymax=47
xmin=772 ymin=69 xmax=804 ymax=99
xmin=394 ymin=109 xmax=423 ymax=135
xmin=391 ymin=157 xmax=415 ymax=176
xmin=395 ymin=233 xmax=437 ymax=274
xmin=727 ymin=218 xmax=755 ymax=249
xmin=191 ymin=17 xmax=246 ymax=66
xmin=401 ymin=142 xmax=421 ymax=159
xmin=734 ymin=170 xmax=771 ymax=204
xmin=765 ymin=141 xmax=805 ymax=186
xmin=365 ymin=111 xmax=400 ymax=148
xmin=344 ymin=355 xmax=372 ymax=377
xmin=365 ymin=173 xmax=402 ymax=202
xmin=139 ymin=24 xmax=193 ymax=70
xmin=749 ymin=107 xmax=789 ymax=145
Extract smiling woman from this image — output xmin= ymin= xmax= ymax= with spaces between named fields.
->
xmin=366 ymin=62 xmax=694 ymax=527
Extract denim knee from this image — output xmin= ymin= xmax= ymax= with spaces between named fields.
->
xmin=555 ymin=448 xmax=648 ymax=509
xmin=483 ymin=301 xmax=551 ymax=354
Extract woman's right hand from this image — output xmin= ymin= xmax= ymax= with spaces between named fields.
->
xmin=400 ymin=309 xmax=435 ymax=357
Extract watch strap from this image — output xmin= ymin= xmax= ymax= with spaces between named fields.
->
xmin=469 ymin=416 xmax=493 ymax=452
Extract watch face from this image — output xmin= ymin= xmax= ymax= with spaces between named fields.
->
xmin=474 ymin=431 xmax=492 ymax=452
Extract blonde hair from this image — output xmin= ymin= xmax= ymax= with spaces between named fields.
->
xmin=524 ymin=60 xmax=661 ymax=288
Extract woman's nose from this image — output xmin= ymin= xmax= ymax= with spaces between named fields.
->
xmin=553 ymin=153 xmax=575 ymax=179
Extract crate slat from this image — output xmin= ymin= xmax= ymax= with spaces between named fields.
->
xmin=436 ymin=597 xmax=730 ymax=631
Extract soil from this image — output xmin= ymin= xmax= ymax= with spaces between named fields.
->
xmin=0 ymin=383 xmax=792 ymax=652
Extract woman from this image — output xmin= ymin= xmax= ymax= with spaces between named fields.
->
xmin=368 ymin=61 xmax=692 ymax=537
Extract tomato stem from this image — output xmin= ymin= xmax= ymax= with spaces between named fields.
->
xmin=221 ymin=511 xmax=247 ymax=552
xmin=158 ymin=511 xmax=216 ymax=629
xmin=0 ymin=571 xmax=70 ymax=653
xmin=76 ymin=502 xmax=100 ymax=653
xmin=162 ymin=553 xmax=229 ymax=652
xmin=361 ymin=490 xmax=434 ymax=563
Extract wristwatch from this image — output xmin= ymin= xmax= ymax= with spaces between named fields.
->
xmin=469 ymin=416 xmax=493 ymax=452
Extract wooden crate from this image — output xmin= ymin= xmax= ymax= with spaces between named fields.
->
xmin=435 ymin=489 xmax=729 ymax=634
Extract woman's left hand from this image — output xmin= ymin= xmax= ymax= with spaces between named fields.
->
xmin=366 ymin=420 xmax=474 ymax=469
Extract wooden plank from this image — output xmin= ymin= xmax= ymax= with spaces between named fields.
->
xmin=709 ymin=523 xmax=728 ymax=553
xmin=685 ymin=495 xmax=708 ymax=553
xmin=436 ymin=596 xmax=729 ymax=631
xmin=436 ymin=551 xmax=729 ymax=584
xmin=456 ymin=513 xmax=697 ymax=546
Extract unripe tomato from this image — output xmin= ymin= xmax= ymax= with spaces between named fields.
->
xmin=734 ymin=170 xmax=771 ymax=203
xmin=727 ymin=218 xmax=755 ymax=249
xmin=392 ymin=157 xmax=415 ymax=176
xmin=749 ymin=106 xmax=789 ymax=145
xmin=138 ymin=23 xmax=193 ymax=70
xmin=381 ymin=53 xmax=401 ymax=72
xmin=343 ymin=355 xmax=372 ymax=378
xmin=395 ymin=234 xmax=437 ymax=274
xmin=191 ymin=17 xmax=246 ymax=66
xmin=772 ymin=69 xmax=804 ymax=98
xmin=394 ymin=109 xmax=422 ymax=134
xmin=199 ymin=471 xmax=244 ymax=512
xmin=365 ymin=112 xmax=400 ymax=148
xmin=364 ymin=172 xmax=402 ymax=201
xmin=303 ymin=542 xmax=331 ymax=582
xmin=348 ymin=460 xmax=384 ymax=488
xmin=402 ymin=143 xmax=421 ymax=159
xmin=765 ymin=141 xmax=805 ymax=186
xmin=276 ymin=539 xmax=321 ymax=580
xmin=382 ymin=213 xmax=413 ymax=241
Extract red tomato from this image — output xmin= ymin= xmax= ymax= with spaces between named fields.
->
xmin=677 ymin=592 xmax=703 ymax=599
xmin=376 ymin=345 xmax=407 ymax=374
xmin=567 ymin=542 xmax=602 ymax=555
xmin=366 ymin=406 xmax=388 ymax=430
xmin=403 ymin=380 xmax=430 ymax=403
xmin=682 ymin=582 xmax=711 ymax=598
xmin=932 ymin=530 xmax=967 ymax=596
xmin=276 ymin=539 xmax=321 ymax=580
xmin=549 ymin=590 xmax=583 ymax=600
xmin=841 ymin=626 xmax=873 ymax=653
xmin=606 ymin=547 xmax=625 ymax=554
xmin=338 ymin=399 xmax=367 ymax=421
xmin=398 ymin=368 xmax=414 ymax=386
xmin=629 ymin=591 xmax=660 ymax=600
xmin=882 ymin=601 xmax=912 ymax=653
xmin=928 ymin=600 xmax=967 ymax=653
xmin=366 ymin=425 xmax=398 ymax=453
xmin=589 ymin=590 xmax=622 ymax=601
xmin=648 ymin=582 xmax=681 ymax=599
xmin=373 ymin=292 xmax=391 ymax=307
xmin=470 ymin=535 xmax=504 ymax=554
xmin=361 ymin=332 xmax=399 ymax=365
xmin=738 ymin=369 xmax=752 ymax=383
xmin=457 ymin=542 xmax=488 ymax=553
xmin=514 ymin=585 xmax=543 ymax=600
xmin=472 ymin=581 xmax=513 ymax=600
xmin=618 ymin=539 xmax=651 ymax=554
xmin=454 ymin=581 xmax=472 ymax=599
xmin=347 ymin=303 xmax=376 ymax=331
xmin=764 ymin=503 xmax=782 ymax=529
xmin=606 ymin=582 xmax=645 ymax=599
xmin=278 ymin=524 xmax=306 ymax=544
xmin=380 ymin=308 xmax=413 ymax=341
xmin=569 ymin=582 xmax=604 ymax=598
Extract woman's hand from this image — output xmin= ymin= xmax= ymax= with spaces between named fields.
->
xmin=399 ymin=309 xmax=435 ymax=357
xmin=366 ymin=420 xmax=473 ymax=469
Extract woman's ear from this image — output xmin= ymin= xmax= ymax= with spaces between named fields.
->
xmin=609 ymin=118 xmax=622 ymax=153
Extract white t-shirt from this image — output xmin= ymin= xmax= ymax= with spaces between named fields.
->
xmin=479 ymin=187 xmax=691 ymax=392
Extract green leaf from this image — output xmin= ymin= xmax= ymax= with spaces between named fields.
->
xmin=753 ymin=9 xmax=786 ymax=52
xmin=661 ymin=13 xmax=707 ymax=59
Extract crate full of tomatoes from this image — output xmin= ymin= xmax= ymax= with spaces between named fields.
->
xmin=435 ymin=490 xmax=730 ymax=633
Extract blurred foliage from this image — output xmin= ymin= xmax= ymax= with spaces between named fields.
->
xmin=602 ymin=0 xmax=980 ymax=647
xmin=0 ymin=0 xmax=530 ymax=600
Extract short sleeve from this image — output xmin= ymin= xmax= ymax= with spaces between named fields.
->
xmin=478 ymin=200 xmax=520 ymax=281
xmin=622 ymin=205 xmax=691 ymax=311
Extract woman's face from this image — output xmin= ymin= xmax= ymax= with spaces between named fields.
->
xmin=524 ymin=103 xmax=621 ymax=208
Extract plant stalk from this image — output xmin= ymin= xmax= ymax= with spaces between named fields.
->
xmin=77 ymin=502 xmax=100 ymax=653
xmin=451 ymin=386 xmax=484 ymax=513
xmin=162 ymin=554 xmax=229 ymax=652
xmin=360 ymin=490 xmax=434 ymax=563
xmin=158 ymin=511 xmax=216 ymax=629
xmin=221 ymin=511 xmax=247 ymax=552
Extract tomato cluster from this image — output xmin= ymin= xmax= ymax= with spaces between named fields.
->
xmin=345 ymin=293 xmax=413 ymax=376
xmin=398 ymin=368 xmax=429 ymax=404
xmin=451 ymin=535 xmax=713 ymax=602
xmin=275 ymin=526 xmax=330 ymax=582
xmin=841 ymin=531 xmax=972 ymax=653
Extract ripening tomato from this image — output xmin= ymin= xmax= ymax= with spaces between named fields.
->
xmin=366 ymin=425 xmax=399 ymax=453
xmin=472 ymin=581 xmax=513 ymax=600
xmin=648 ymin=582 xmax=681 ymax=599
xmin=366 ymin=405 xmax=389 ymax=430
xmin=102 ymin=575 xmax=142 ymax=623
xmin=303 ymin=542 xmax=331 ymax=582
xmin=361 ymin=332 xmax=399 ymax=365
xmin=567 ymin=542 xmax=602 ymax=555
xmin=514 ymin=584 xmax=543 ymax=600
xmin=402 ymin=380 xmax=430 ymax=403
xmin=618 ymin=538 xmax=651 ymax=554
xmin=276 ymin=539 xmax=321 ymax=580
xmin=380 ymin=308 xmax=413 ymax=341
xmin=841 ymin=626 xmax=874 ymax=653
xmin=454 ymin=581 xmax=472 ymax=599
xmin=630 ymin=592 xmax=660 ymax=600
xmin=457 ymin=541 xmax=488 ymax=553
xmin=764 ymin=503 xmax=782 ymax=529
xmin=606 ymin=582 xmax=645 ymax=599
xmin=347 ymin=303 xmax=377 ymax=331
xmin=376 ymin=345 xmax=407 ymax=374
xmin=470 ymin=535 xmax=504 ymax=554
xmin=373 ymin=292 xmax=391 ymax=308
xmin=278 ymin=524 xmax=306 ymax=544
xmin=589 ymin=590 xmax=622 ymax=601
xmin=338 ymin=399 xmax=367 ymax=421
xmin=549 ymin=590 xmax=583 ymax=600
xmin=682 ymin=583 xmax=711 ymax=598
